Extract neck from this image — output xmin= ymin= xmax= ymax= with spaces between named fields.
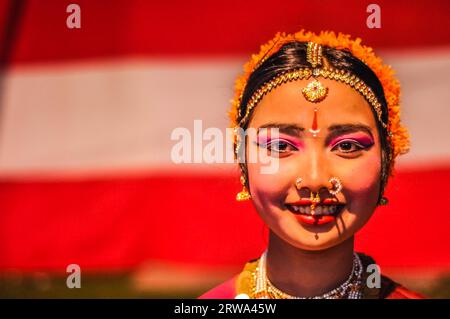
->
xmin=266 ymin=232 xmax=355 ymax=298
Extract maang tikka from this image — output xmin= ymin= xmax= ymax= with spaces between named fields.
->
xmin=303 ymin=42 xmax=328 ymax=138
xmin=302 ymin=42 xmax=328 ymax=103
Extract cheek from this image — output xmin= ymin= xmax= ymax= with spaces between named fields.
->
xmin=246 ymin=158 xmax=298 ymax=207
xmin=339 ymin=151 xmax=381 ymax=203
xmin=247 ymin=162 xmax=284 ymax=198
xmin=245 ymin=143 xmax=283 ymax=199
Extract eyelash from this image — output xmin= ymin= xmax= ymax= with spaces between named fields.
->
xmin=256 ymin=139 xmax=372 ymax=155
xmin=331 ymin=139 xmax=371 ymax=153
xmin=257 ymin=140 xmax=298 ymax=154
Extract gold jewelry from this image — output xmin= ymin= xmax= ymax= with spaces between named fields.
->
xmin=328 ymin=177 xmax=343 ymax=196
xmin=252 ymin=250 xmax=363 ymax=299
xmin=236 ymin=175 xmax=251 ymax=201
xmin=303 ymin=43 xmax=328 ymax=103
xmin=238 ymin=66 xmax=386 ymax=128
xmin=310 ymin=192 xmax=320 ymax=214
xmin=301 ymin=79 xmax=328 ymax=103
xmin=378 ymin=196 xmax=389 ymax=206
xmin=295 ymin=177 xmax=303 ymax=190
xmin=306 ymin=42 xmax=323 ymax=68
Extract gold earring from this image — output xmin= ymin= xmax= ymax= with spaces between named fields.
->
xmin=379 ymin=196 xmax=389 ymax=206
xmin=236 ymin=175 xmax=251 ymax=201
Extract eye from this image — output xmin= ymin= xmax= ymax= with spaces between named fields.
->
xmin=331 ymin=139 xmax=368 ymax=154
xmin=258 ymin=139 xmax=298 ymax=154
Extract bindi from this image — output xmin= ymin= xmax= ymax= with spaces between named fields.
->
xmin=309 ymin=108 xmax=320 ymax=137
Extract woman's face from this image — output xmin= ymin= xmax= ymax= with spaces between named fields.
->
xmin=246 ymin=78 xmax=382 ymax=251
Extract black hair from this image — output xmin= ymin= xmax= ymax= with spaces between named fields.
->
xmin=236 ymin=41 xmax=391 ymax=203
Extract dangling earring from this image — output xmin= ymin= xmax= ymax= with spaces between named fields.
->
xmin=378 ymin=196 xmax=389 ymax=206
xmin=236 ymin=175 xmax=251 ymax=201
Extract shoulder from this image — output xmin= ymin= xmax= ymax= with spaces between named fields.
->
xmin=384 ymin=282 xmax=426 ymax=299
xmin=197 ymin=275 xmax=239 ymax=299
xmin=198 ymin=258 xmax=259 ymax=299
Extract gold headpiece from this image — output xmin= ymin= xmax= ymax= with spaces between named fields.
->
xmin=306 ymin=42 xmax=323 ymax=68
xmin=238 ymin=66 xmax=385 ymax=128
xmin=302 ymin=42 xmax=328 ymax=103
xmin=229 ymin=30 xmax=410 ymax=175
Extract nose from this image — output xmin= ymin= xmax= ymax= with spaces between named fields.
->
xmin=296 ymin=148 xmax=331 ymax=197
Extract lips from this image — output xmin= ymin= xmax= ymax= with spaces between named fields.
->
xmin=286 ymin=199 xmax=345 ymax=226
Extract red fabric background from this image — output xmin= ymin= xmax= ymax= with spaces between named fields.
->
xmin=1 ymin=166 xmax=449 ymax=272
xmin=2 ymin=0 xmax=450 ymax=66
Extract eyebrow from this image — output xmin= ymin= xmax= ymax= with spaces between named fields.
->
xmin=325 ymin=124 xmax=374 ymax=145
xmin=256 ymin=122 xmax=373 ymax=142
xmin=257 ymin=123 xmax=305 ymax=137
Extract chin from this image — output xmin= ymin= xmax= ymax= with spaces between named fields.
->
xmin=291 ymin=232 xmax=351 ymax=251
xmin=279 ymin=227 xmax=346 ymax=251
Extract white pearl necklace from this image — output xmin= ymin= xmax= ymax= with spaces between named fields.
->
xmin=253 ymin=251 xmax=363 ymax=299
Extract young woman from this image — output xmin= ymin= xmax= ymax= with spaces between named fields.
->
xmin=200 ymin=30 xmax=424 ymax=299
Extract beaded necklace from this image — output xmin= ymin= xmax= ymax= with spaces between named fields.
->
xmin=252 ymin=251 xmax=363 ymax=299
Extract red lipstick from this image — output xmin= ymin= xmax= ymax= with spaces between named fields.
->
xmin=287 ymin=198 xmax=343 ymax=226
xmin=294 ymin=214 xmax=336 ymax=225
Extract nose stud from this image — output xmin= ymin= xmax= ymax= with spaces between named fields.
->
xmin=328 ymin=177 xmax=342 ymax=196
xmin=295 ymin=177 xmax=303 ymax=190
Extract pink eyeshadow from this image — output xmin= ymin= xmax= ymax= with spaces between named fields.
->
xmin=329 ymin=134 xmax=374 ymax=147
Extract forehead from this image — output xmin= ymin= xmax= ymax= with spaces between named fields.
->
xmin=248 ymin=79 xmax=377 ymax=129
